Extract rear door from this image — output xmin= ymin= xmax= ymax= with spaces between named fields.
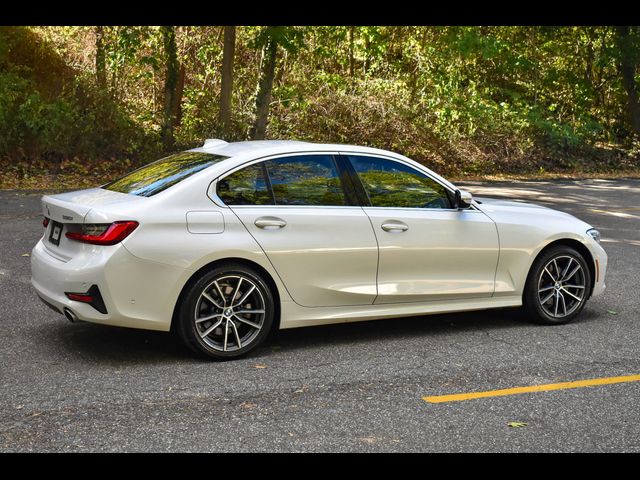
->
xmin=217 ymin=153 xmax=379 ymax=307
xmin=343 ymin=154 xmax=500 ymax=304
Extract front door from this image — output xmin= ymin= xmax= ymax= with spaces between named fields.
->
xmin=217 ymin=153 xmax=379 ymax=308
xmin=344 ymin=154 xmax=500 ymax=304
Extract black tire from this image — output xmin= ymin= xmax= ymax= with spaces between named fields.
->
xmin=523 ymin=246 xmax=592 ymax=325
xmin=176 ymin=263 xmax=275 ymax=360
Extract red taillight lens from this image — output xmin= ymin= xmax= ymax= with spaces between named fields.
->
xmin=65 ymin=221 xmax=139 ymax=246
xmin=43 ymin=217 xmax=50 ymax=228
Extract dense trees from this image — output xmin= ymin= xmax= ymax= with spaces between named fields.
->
xmin=615 ymin=26 xmax=640 ymax=135
xmin=1 ymin=25 xmax=640 ymax=186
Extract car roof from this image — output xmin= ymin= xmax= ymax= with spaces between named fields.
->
xmin=182 ymin=139 xmax=457 ymax=193
xmin=190 ymin=139 xmax=406 ymax=158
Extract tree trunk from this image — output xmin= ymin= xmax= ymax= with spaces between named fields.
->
xmin=95 ymin=26 xmax=106 ymax=91
xmin=161 ymin=26 xmax=179 ymax=150
xmin=616 ymin=26 xmax=640 ymax=136
xmin=250 ymin=39 xmax=278 ymax=140
xmin=364 ymin=34 xmax=371 ymax=74
xmin=219 ymin=26 xmax=236 ymax=137
xmin=349 ymin=26 xmax=355 ymax=77
xmin=173 ymin=63 xmax=186 ymax=127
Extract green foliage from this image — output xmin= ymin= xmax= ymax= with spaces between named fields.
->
xmin=251 ymin=26 xmax=305 ymax=54
xmin=1 ymin=25 xmax=640 ymax=187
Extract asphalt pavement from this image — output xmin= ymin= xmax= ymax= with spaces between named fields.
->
xmin=1 ymin=178 xmax=639 ymax=452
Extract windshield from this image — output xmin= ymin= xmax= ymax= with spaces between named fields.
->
xmin=103 ymin=151 xmax=228 ymax=197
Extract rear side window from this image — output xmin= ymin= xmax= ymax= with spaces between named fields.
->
xmin=217 ymin=163 xmax=273 ymax=205
xmin=265 ymin=155 xmax=346 ymax=206
xmin=217 ymin=155 xmax=348 ymax=207
xmin=103 ymin=151 xmax=227 ymax=197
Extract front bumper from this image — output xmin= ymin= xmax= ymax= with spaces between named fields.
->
xmin=31 ymin=239 xmax=186 ymax=331
xmin=590 ymin=241 xmax=607 ymax=297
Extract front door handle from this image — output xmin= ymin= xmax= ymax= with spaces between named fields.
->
xmin=255 ymin=217 xmax=287 ymax=229
xmin=381 ymin=221 xmax=409 ymax=232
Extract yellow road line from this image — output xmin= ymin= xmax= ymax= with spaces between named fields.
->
xmin=423 ymin=374 xmax=640 ymax=404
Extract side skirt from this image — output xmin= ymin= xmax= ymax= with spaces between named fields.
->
xmin=279 ymin=296 xmax=522 ymax=329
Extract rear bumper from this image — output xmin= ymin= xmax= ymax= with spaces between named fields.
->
xmin=31 ymin=239 xmax=187 ymax=331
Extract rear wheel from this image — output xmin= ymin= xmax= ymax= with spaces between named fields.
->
xmin=177 ymin=263 xmax=274 ymax=359
xmin=523 ymin=246 xmax=591 ymax=325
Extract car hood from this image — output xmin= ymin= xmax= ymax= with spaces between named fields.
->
xmin=475 ymin=196 xmax=589 ymax=225
xmin=475 ymin=197 xmax=550 ymax=210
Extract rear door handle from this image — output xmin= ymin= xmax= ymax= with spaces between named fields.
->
xmin=254 ymin=217 xmax=287 ymax=229
xmin=381 ymin=221 xmax=409 ymax=232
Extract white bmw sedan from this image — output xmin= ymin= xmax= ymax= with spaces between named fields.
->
xmin=31 ymin=140 xmax=607 ymax=359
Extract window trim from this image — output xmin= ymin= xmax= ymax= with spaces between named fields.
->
xmin=338 ymin=152 xmax=478 ymax=212
xmin=209 ymin=151 xmax=357 ymax=209
xmin=207 ymin=149 xmax=479 ymax=212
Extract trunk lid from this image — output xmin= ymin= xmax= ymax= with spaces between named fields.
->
xmin=40 ymin=188 xmax=143 ymax=261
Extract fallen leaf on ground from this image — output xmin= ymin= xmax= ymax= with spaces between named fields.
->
xmin=254 ymin=364 xmax=267 ymax=369
xmin=21 ymin=253 xmax=30 ymax=257
xmin=240 ymin=401 xmax=257 ymax=409
xmin=507 ymin=422 xmax=528 ymax=428
xmin=359 ymin=437 xmax=380 ymax=445
xmin=294 ymin=384 xmax=309 ymax=394
xmin=607 ymin=310 xmax=618 ymax=315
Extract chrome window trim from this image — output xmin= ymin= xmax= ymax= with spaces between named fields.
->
xmin=207 ymin=151 xmax=342 ymax=208
xmin=206 ymin=149 xmax=478 ymax=212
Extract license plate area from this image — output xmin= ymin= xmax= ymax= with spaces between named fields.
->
xmin=49 ymin=221 xmax=63 ymax=246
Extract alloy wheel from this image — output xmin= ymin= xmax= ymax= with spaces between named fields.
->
xmin=194 ymin=275 xmax=266 ymax=352
xmin=537 ymin=255 xmax=587 ymax=319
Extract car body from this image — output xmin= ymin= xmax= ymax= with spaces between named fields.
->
xmin=31 ymin=140 xmax=607 ymax=358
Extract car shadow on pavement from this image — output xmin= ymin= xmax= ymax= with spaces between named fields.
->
xmin=265 ymin=307 xmax=604 ymax=356
xmin=38 ymin=306 xmax=603 ymax=363
xmin=39 ymin=321 xmax=192 ymax=365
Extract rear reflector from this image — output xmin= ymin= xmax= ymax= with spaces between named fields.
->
xmin=65 ymin=221 xmax=138 ymax=246
xmin=65 ymin=285 xmax=107 ymax=314
xmin=66 ymin=293 xmax=94 ymax=303
xmin=43 ymin=217 xmax=50 ymax=228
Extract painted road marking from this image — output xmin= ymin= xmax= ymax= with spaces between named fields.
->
xmin=423 ymin=374 xmax=640 ymax=404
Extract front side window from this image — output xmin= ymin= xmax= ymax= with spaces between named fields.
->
xmin=264 ymin=155 xmax=346 ymax=206
xmin=104 ymin=151 xmax=227 ymax=197
xmin=347 ymin=156 xmax=452 ymax=209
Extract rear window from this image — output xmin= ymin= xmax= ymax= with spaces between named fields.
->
xmin=103 ymin=151 xmax=228 ymax=197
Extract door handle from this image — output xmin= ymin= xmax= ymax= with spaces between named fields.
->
xmin=381 ymin=221 xmax=409 ymax=232
xmin=254 ymin=217 xmax=287 ymax=229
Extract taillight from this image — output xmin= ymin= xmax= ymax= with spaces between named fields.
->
xmin=43 ymin=217 xmax=50 ymax=228
xmin=65 ymin=221 xmax=139 ymax=246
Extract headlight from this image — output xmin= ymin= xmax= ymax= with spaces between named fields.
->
xmin=587 ymin=228 xmax=601 ymax=244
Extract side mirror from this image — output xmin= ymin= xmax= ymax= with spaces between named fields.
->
xmin=453 ymin=189 xmax=473 ymax=209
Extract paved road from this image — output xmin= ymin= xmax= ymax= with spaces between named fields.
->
xmin=1 ymin=179 xmax=639 ymax=452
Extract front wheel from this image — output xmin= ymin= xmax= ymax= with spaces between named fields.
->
xmin=523 ymin=246 xmax=592 ymax=325
xmin=176 ymin=263 xmax=275 ymax=359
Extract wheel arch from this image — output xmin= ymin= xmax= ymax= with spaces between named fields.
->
xmin=527 ymin=238 xmax=596 ymax=298
xmin=170 ymin=257 xmax=282 ymax=333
